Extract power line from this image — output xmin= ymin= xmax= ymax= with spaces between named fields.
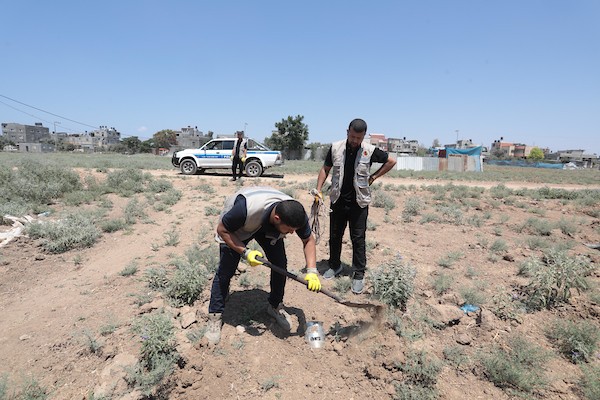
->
xmin=0 ymin=99 xmax=81 ymax=133
xmin=0 ymin=94 xmax=99 ymax=130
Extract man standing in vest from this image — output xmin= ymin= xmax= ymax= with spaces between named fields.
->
xmin=205 ymin=187 xmax=321 ymax=345
xmin=314 ymin=118 xmax=396 ymax=294
xmin=231 ymin=130 xmax=247 ymax=181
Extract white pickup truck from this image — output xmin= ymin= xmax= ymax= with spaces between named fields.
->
xmin=171 ymin=137 xmax=283 ymax=177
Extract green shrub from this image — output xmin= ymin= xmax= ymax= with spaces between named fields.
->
xmin=395 ymin=350 xmax=441 ymax=399
xmin=460 ymin=286 xmax=486 ymax=306
xmin=436 ymin=251 xmax=463 ymax=268
xmin=105 ymin=168 xmax=150 ymax=197
xmin=123 ymin=198 xmax=148 ymax=225
xmin=519 ymin=217 xmax=554 ymax=236
xmin=580 ymin=364 xmax=600 ymax=400
xmin=419 ymin=213 xmax=440 ymax=224
xmin=545 ymin=319 xmax=599 ymax=363
xmin=556 ymin=217 xmax=579 ymax=236
xmin=145 ymin=268 xmax=169 ymax=290
xmin=402 ymin=197 xmax=423 ymax=222
xmin=129 ymin=311 xmax=179 ymax=395
xmin=148 ymin=179 xmax=173 ymax=193
xmin=166 ymin=261 xmax=210 ymax=306
xmin=205 ymin=205 xmax=221 ymax=216
xmin=432 ymin=273 xmax=453 ymax=295
xmin=481 ymin=335 xmax=549 ymax=393
xmin=369 ymin=254 xmax=415 ymax=310
xmin=0 ymin=160 xmax=82 ymax=205
xmin=489 ymin=239 xmax=507 ymax=254
xmin=159 ymin=189 xmax=182 ymax=206
xmin=100 ymin=218 xmax=127 ymax=233
xmin=489 ymin=289 xmax=523 ymax=323
xmin=27 ymin=213 xmax=100 ymax=253
xmin=120 ymin=262 xmax=138 ymax=277
xmin=371 ymin=190 xmax=396 ymax=211
xmin=522 ymin=249 xmax=595 ymax=309
xmin=489 ymin=184 xmax=513 ymax=199
xmin=333 ymin=276 xmax=352 ymax=294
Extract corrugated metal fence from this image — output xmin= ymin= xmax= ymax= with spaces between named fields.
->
xmin=391 ymin=154 xmax=482 ymax=172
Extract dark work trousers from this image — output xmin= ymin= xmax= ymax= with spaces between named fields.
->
xmin=231 ymin=157 xmax=244 ymax=180
xmin=208 ymin=230 xmax=288 ymax=314
xmin=328 ymin=201 xmax=369 ymax=280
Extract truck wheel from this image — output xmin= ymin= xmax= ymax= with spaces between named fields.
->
xmin=245 ymin=160 xmax=263 ymax=177
xmin=180 ymin=159 xmax=198 ymax=175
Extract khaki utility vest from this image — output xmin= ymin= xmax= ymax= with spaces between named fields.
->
xmin=216 ymin=187 xmax=292 ymax=243
xmin=329 ymin=140 xmax=376 ymax=208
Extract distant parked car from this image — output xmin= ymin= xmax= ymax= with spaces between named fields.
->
xmin=171 ymin=137 xmax=283 ymax=177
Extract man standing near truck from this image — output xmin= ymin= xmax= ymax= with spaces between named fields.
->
xmin=231 ymin=130 xmax=247 ymax=181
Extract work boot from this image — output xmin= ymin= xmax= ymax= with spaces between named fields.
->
xmin=205 ymin=313 xmax=222 ymax=344
xmin=266 ymin=303 xmax=292 ymax=331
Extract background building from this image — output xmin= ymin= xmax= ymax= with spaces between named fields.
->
xmin=1 ymin=122 xmax=50 ymax=143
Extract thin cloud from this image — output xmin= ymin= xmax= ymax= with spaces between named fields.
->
xmin=137 ymin=126 xmax=148 ymax=133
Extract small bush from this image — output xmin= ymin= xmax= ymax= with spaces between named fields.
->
xmin=204 ymin=205 xmax=221 ymax=216
xmin=489 ymin=239 xmax=508 ymax=254
xmin=545 ymin=319 xmax=599 ymax=363
xmin=123 ymin=198 xmax=148 ymax=225
xmin=580 ymin=364 xmax=600 ymax=400
xmin=556 ymin=217 xmax=579 ymax=236
xmin=129 ymin=311 xmax=179 ymax=395
xmin=489 ymin=288 xmax=523 ymax=323
xmin=481 ymin=335 xmax=549 ymax=393
xmin=120 ymin=262 xmax=138 ymax=277
xmin=333 ymin=276 xmax=352 ymax=294
xmin=166 ymin=262 xmax=210 ymax=306
xmin=395 ymin=350 xmax=441 ymax=399
xmin=371 ymin=190 xmax=396 ymax=211
xmin=436 ymin=251 xmax=462 ymax=268
xmin=145 ymin=268 xmax=170 ymax=290
xmin=402 ymin=197 xmax=423 ymax=222
xmin=163 ymin=229 xmax=180 ymax=247
xmin=518 ymin=217 xmax=554 ymax=236
xmin=159 ymin=189 xmax=182 ymax=206
xmin=432 ymin=273 xmax=453 ymax=295
xmin=105 ymin=168 xmax=149 ymax=197
xmin=419 ymin=213 xmax=440 ymax=224
xmin=27 ymin=213 xmax=100 ymax=253
xmin=100 ymin=218 xmax=127 ymax=233
xmin=369 ymin=254 xmax=415 ymax=310
xmin=522 ymin=249 xmax=595 ymax=309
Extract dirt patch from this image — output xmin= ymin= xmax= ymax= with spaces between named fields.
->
xmin=0 ymin=170 xmax=598 ymax=399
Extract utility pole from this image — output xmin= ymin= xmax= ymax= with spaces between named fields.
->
xmin=53 ymin=121 xmax=61 ymax=151
xmin=244 ymin=122 xmax=248 ymax=135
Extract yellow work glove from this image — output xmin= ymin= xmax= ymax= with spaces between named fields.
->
xmin=242 ymin=249 xmax=263 ymax=267
xmin=241 ymin=157 xmax=246 ymax=163
xmin=304 ymin=268 xmax=321 ymax=292
xmin=230 ymin=155 xmax=234 ymax=160
xmin=309 ymin=188 xmax=323 ymax=204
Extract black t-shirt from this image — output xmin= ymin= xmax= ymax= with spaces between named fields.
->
xmin=222 ymin=195 xmax=311 ymax=240
xmin=324 ymin=143 xmax=389 ymax=204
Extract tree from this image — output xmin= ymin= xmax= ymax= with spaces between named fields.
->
xmin=432 ymin=138 xmax=441 ymax=148
xmin=122 ymin=136 xmax=142 ymax=154
xmin=264 ymin=115 xmax=309 ymax=159
xmin=529 ymin=147 xmax=544 ymax=161
xmin=153 ymin=129 xmax=177 ymax=149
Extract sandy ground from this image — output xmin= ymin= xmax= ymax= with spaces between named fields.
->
xmin=0 ymin=169 xmax=599 ymax=399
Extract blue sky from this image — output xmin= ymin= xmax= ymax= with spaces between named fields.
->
xmin=2 ymin=0 xmax=598 ymax=153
